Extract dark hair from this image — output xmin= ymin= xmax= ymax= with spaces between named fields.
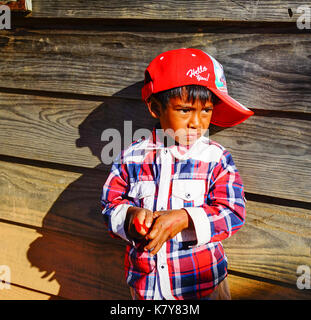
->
xmin=153 ymin=85 xmax=219 ymax=109
xmin=145 ymin=71 xmax=219 ymax=109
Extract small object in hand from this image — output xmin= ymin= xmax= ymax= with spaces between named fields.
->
xmin=133 ymin=217 xmax=150 ymax=233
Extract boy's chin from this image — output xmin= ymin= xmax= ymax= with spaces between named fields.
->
xmin=176 ymin=136 xmax=201 ymax=147
xmin=176 ymin=130 xmax=209 ymax=146
xmin=161 ymin=129 xmax=208 ymax=147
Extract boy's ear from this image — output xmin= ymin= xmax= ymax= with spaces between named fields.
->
xmin=146 ymin=99 xmax=162 ymax=119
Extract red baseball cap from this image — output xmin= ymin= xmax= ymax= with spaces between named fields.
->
xmin=142 ymin=48 xmax=254 ymax=127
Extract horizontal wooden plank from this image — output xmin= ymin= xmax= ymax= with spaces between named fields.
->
xmin=0 ymin=221 xmax=130 ymax=300
xmin=0 ymin=283 xmax=58 ymax=300
xmin=0 ymin=160 xmax=310 ymax=287
xmin=223 ymin=200 xmax=311 ymax=286
xmin=228 ymin=273 xmax=311 ymax=300
xmin=0 ymin=92 xmax=310 ymax=201
xmin=0 ymin=92 xmax=152 ymax=170
xmin=0 ymin=92 xmax=153 ymax=170
xmin=0 ymin=29 xmax=310 ymax=113
xmin=0 ymin=159 xmax=111 ymax=242
xmin=1 ymin=220 xmax=310 ymax=301
xmin=30 ymin=0 xmax=307 ymax=22
xmin=1 ymin=272 xmax=310 ymax=300
xmin=211 ymin=116 xmax=311 ymax=202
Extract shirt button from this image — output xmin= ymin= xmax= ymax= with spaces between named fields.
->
xmin=163 ymin=149 xmax=168 ymax=154
xmin=185 ymin=193 xmax=191 ymax=199
xmin=160 ymin=206 xmax=165 ymax=211
xmin=160 ymin=265 xmax=165 ymax=269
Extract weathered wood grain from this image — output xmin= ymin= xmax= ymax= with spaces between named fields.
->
xmin=0 ymin=92 xmax=154 ymax=170
xmin=211 ymin=116 xmax=311 ymax=202
xmin=223 ymin=200 xmax=311 ymax=286
xmin=0 ymin=283 xmax=59 ymax=300
xmin=0 ymin=92 xmax=310 ymax=201
xmin=0 ymin=30 xmax=310 ymax=113
xmin=0 ymin=157 xmax=124 ymax=249
xmin=0 ymin=221 xmax=130 ymax=300
xmin=1 ymin=270 xmax=310 ymax=300
xmin=0 ymin=160 xmax=310 ymax=287
xmin=228 ymin=273 xmax=311 ymax=300
xmin=0 ymin=158 xmax=110 ymax=242
xmin=0 ymin=0 xmax=309 ymax=303
xmin=0 ymin=218 xmax=310 ymax=300
xmin=30 ymin=0 xmax=308 ymax=22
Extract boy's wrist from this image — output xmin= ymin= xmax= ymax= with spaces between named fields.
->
xmin=154 ymin=208 xmax=193 ymax=232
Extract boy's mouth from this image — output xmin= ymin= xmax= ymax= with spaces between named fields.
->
xmin=181 ymin=132 xmax=202 ymax=145
xmin=183 ymin=129 xmax=209 ymax=145
xmin=161 ymin=128 xmax=208 ymax=146
xmin=186 ymin=132 xmax=200 ymax=138
xmin=186 ymin=134 xmax=199 ymax=141
xmin=186 ymin=129 xmax=205 ymax=139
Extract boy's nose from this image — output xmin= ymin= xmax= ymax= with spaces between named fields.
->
xmin=188 ymin=112 xmax=200 ymax=128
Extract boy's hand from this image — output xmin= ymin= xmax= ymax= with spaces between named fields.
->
xmin=144 ymin=209 xmax=191 ymax=256
xmin=125 ymin=206 xmax=154 ymax=240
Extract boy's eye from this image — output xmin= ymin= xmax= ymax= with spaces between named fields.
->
xmin=203 ymin=108 xmax=213 ymax=113
xmin=178 ymin=108 xmax=190 ymax=113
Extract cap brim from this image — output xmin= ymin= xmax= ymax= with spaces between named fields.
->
xmin=209 ymin=88 xmax=254 ymax=127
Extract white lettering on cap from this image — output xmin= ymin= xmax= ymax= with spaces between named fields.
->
xmin=186 ymin=65 xmax=209 ymax=81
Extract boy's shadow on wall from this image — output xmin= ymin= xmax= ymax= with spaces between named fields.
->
xmin=26 ymin=82 xmax=224 ymax=300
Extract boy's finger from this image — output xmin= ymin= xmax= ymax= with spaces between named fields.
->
xmin=144 ymin=229 xmax=161 ymax=250
xmin=133 ymin=209 xmax=152 ymax=234
xmin=146 ymin=225 xmax=159 ymax=240
xmin=152 ymin=211 xmax=161 ymax=218
xmin=136 ymin=209 xmax=146 ymax=224
xmin=144 ymin=210 xmax=153 ymax=229
xmin=148 ymin=239 xmax=165 ymax=256
xmin=145 ymin=229 xmax=168 ymax=252
xmin=133 ymin=216 xmax=147 ymax=235
xmin=153 ymin=210 xmax=166 ymax=218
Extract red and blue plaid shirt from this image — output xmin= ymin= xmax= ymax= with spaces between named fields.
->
xmin=101 ymin=127 xmax=246 ymax=300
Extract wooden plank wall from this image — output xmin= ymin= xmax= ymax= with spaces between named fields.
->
xmin=0 ymin=1 xmax=311 ymax=300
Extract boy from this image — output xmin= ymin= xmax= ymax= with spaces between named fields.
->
xmin=101 ymin=48 xmax=254 ymax=300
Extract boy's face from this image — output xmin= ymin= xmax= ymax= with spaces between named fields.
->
xmin=148 ymin=91 xmax=213 ymax=146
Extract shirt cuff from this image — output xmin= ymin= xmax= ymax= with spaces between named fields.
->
xmin=182 ymin=207 xmax=211 ymax=246
xmin=109 ymin=203 xmax=134 ymax=244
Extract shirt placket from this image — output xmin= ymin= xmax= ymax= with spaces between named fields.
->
xmin=155 ymin=148 xmax=176 ymax=300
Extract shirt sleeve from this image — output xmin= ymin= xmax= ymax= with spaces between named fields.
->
xmin=101 ymin=159 xmax=135 ymax=243
xmin=183 ymin=150 xmax=246 ymax=246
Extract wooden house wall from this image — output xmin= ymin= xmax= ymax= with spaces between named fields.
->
xmin=0 ymin=1 xmax=310 ymax=300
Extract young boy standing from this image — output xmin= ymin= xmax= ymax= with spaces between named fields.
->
xmin=101 ymin=48 xmax=254 ymax=300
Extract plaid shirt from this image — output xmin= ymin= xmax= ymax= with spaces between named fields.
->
xmin=101 ymin=127 xmax=246 ymax=300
